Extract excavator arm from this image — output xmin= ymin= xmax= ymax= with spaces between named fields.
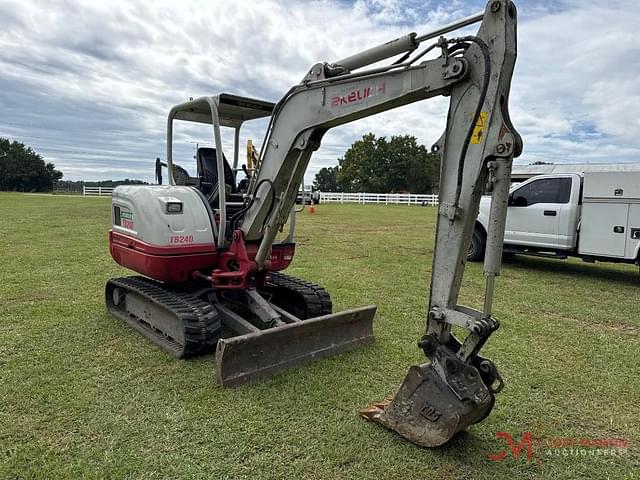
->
xmin=236 ymin=0 xmax=522 ymax=446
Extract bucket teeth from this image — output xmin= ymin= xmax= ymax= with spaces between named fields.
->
xmin=359 ymin=399 xmax=392 ymax=421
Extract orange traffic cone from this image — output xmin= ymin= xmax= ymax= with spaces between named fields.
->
xmin=309 ymin=200 xmax=315 ymax=213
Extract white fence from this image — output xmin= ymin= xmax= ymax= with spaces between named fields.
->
xmin=320 ymin=192 xmax=438 ymax=205
xmin=81 ymin=186 xmax=438 ymax=205
xmin=83 ymin=186 xmax=114 ymax=196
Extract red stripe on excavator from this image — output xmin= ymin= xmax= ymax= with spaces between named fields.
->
xmin=108 ymin=230 xmax=295 ymax=284
xmin=110 ymin=230 xmax=215 ymax=256
xmin=109 ymin=230 xmax=218 ymax=283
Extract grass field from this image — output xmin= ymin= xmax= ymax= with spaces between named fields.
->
xmin=1 ymin=192 xmax=638 ymax=479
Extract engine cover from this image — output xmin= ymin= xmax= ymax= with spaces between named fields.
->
xmin=109 ymin=185 xmax=217 ymax=283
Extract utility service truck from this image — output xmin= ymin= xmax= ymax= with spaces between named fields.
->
xmin=470 ymin=171 xmax=640 ymax=265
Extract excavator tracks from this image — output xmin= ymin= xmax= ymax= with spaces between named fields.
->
xmin=105 ymin=276 xmax=221 ymax=358
xmin=105 ymin=273 xmax=330 ymax=360
xmin=262 ymin=272 xmax=332 ymax=319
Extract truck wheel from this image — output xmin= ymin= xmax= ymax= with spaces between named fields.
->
xmin=467 ymin=228 xmax=485 ymax=262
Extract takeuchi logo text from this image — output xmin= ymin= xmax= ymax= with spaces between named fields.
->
xmin=120 ymin=210 xmax=134 ymax=230
xmin=331 ymin=82 xmax=386 ymax=108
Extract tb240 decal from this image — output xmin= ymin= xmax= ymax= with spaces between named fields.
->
xmin=170 ymin=235 xmax=194 ymax=244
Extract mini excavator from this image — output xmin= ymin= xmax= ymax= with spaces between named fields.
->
xmin=106 ymin=0 xmax=521 ymax=447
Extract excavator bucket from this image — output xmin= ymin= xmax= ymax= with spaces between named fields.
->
xmin=361 ymin=356 xmax=495 ymax=447
xmin=215 ymin=305 xmax=376 ymax=386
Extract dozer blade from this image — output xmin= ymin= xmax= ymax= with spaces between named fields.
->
xmin=215 ymin=305 xmax=376 ymax=386
xmin=361 ymin=360 xmax=495 ymax=447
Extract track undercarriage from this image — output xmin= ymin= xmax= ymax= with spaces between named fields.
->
xmin=106 ymin=273 xmax=375 ymax=385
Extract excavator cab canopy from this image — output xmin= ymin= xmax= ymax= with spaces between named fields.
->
xmin=166 ymin=94 xmax=275 ymax=247
xmin=170 ymin=93 xmax=275 ymax=128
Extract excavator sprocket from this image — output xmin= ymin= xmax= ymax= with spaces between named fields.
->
xmin=105 ymin=276 xmax=221 ymax=358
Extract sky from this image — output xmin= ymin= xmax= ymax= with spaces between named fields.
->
xmin=0 ymin=0 xmax=638 ymax=185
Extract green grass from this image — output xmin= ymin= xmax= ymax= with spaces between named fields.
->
xmin=1 ymin=192 xmax=638 ymax=479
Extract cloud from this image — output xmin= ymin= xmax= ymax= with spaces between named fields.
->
xmin=0 ymin=0 xmax=638 ymax=184
xmin=510 ymin=0 xmax=640 ymax=163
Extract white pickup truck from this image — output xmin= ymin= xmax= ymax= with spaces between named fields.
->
xmin=469 ymin=171 xmax=640 ymax=265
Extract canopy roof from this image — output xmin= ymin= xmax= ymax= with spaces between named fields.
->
xmin=170 ymin=94 xmax=275 ymax=128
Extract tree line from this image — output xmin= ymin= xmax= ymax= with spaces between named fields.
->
xmin=0 ymin=138 xmax=150 ymax=192
xmin=0 ymin=138 xmax=63 ymax=192
xmin=2 ymin=134 xmax=440 ymax=194
xmin=54 ymin=179 xmax=148 ymax=191
xmin=313 ymin=133 xmax=440 ymax=193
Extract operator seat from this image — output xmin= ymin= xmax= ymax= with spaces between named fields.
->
xmin=196 ymin=147 xmax=236 ymax=206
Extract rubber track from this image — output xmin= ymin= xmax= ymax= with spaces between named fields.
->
xmin=106 ymin=276 xmax=221 ymax=358
xmin=263 ymin=272 xmax=332 ymax=319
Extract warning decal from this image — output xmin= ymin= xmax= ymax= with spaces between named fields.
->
xmin=470 ymin=111 xmax=488 ymax=145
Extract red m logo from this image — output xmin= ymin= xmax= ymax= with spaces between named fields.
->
xmin=488 ymin=431 xmax=534 ymax=462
